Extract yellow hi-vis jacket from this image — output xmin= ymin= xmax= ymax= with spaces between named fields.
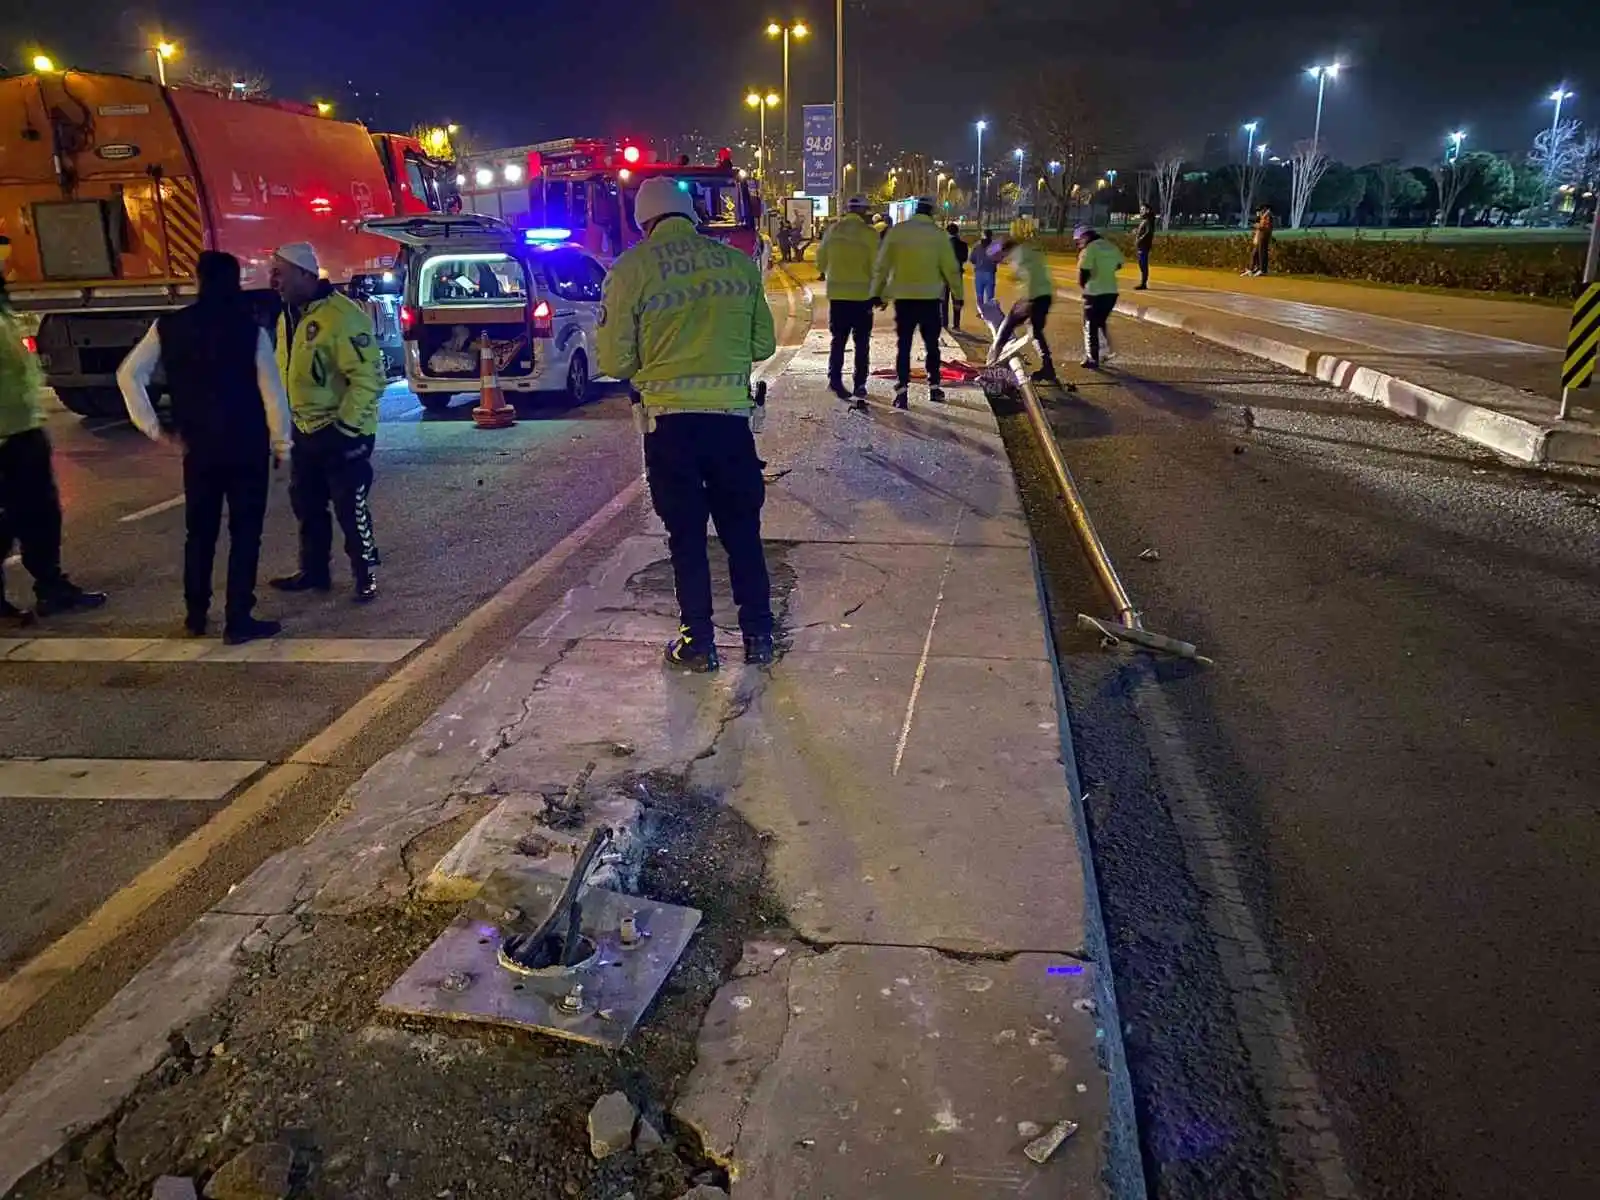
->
xmin=275 ymin=286 xmax=386 ymax=437
xmin=596 ymin=215 xmax=775 ymax=413
xmin=870 ymin=212 xmax=962 ymax=301
xmin=815 ymin=214 xmax=879 ymax=301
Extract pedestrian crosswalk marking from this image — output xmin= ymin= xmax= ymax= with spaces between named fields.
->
xmin=0 ymin=758 xmax=265 ymax=802
xmin=0 ymin=637 xmax=424 ymax=665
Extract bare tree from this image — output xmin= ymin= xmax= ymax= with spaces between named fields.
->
xmin=1433 ymin=156 xmax=1481 ymax=227
xmin=1154 ymin=155 xmax=1183 ymax=230
xmin=1288 ymin=141 xmax=1330 ymax=229
xmin=181 ymin=66 xmax=270 ymax=100
xmin=1229 ymin=159 xmax=1266 ymax=229
xmin=1530 ymin=118 xmax=1583 ymax=197
xmin=1137 ymin=170 xmax=1155 ymax=212
xmin=1008 ymin=66 xmax=1121 ymax=233
xmin=1369 ymin=161 xmax=1406 ymax=227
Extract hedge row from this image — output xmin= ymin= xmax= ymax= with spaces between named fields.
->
xmin=1034 ymin=233 xmax=1587 ymax=299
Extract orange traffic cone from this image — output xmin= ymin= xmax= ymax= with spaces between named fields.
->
xmin=472 ymin=333 xmax=516 ymax=429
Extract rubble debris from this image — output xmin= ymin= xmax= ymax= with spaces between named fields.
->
xmin=634 ymin=1117 xmax=666 ymax=1154
xmin=1016 ymin=1121 xmax=1043 ymax=1139
xmin=1137 ymin=548 xmax=1160 ymax=561
xmin=153 ymin=1178 xmax=200 ymax=1200
xmin=203 ymin=1141 xmax=293 ymax=1199
xmin=1022 ymin=1119 xmax=1079 ymax=1165
xmin=675 ymin=1188 xmax=730 ymax=1200
xmin=588 ymin=1091 xmax=638 ymax=1159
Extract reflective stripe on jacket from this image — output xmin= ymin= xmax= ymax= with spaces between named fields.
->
xmin=596 ymin=216 xmax=775 ymax=412
xmin=815 ymin=214 xmax=878 ymax=302
xmin=870 ymin=213 xmax=962 ymax=301
xmin=275 ymin=289 xmax=385 ymax=436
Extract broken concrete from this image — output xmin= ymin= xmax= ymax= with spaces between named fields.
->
xmin=201 ymin=1141 xmax=292 ymax=1199
xmin=151 ymin=1178 xmax=199 ymax=1200
xmin=588 ymin=1091 xmax=638 ymax=1160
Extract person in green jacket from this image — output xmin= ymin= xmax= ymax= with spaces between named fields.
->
xmin=267 ymin=242 xmax=386 ymax=602
xmin=0 ymin=251 xmax=107 ymax=621
xmin=870 ymin=197 xmax=961 ymax=408
xmin=815 ymin=194 xmax=878 ymax=408
xmin=598 ymin=176 xmax=777 ymax=673
xmin=1075 ymin=225 xmax=1124 ymax=369
xmin=987 ymin=231 xmax=1063 ymax=385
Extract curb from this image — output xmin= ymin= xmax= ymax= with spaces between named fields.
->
xmin=1094 ymin=291 xmax=1600 ymax=468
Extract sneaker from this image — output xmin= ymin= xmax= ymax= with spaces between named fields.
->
xmin=1080 ymin=358 xmax=1101 ymax=370
xmin=829 ymin=381 xmax=852 ymax=401
xmin=892 ymin=386 xmax=909 ymax=410
xmin=743 ymin=633 xmax=776 ymax=666
xmin=852 ymin=384 xmax=868 ymax=400
xmin=1030 ymin=368 xmax=1059 ymax=385
xmin=184 ymin=612 xmax=208 ymax=637
xmin=34 ymin=579 xmax=108 ymax=617
xmin=928 ymin=387 xmax=947 ymax=404
xmin=353 ymin=570 xmax=378 ymax=604
xmin=223 ymin=616 xmax=283 ymax=646
xmin=665 ymin=628 xmax=719 ymax=673
xmin=1134 ymin=283 xmax=1148 ymax=291
xmin=270 ymin=571 xmax=332 ymax=593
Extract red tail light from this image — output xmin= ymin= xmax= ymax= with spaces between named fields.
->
xmin=531 ymin=299 xmax=553 ymax=338
xmin=21 ymin=335 xmax=38 ymax=354
xmin=399 ymin=305 xmax=419 ymax=340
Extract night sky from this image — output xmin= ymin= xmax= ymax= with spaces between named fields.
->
xmin=8 ymin=0 xmax=1598 ymax=169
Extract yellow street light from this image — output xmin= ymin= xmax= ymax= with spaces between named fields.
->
xmin=31 ymin=54 xmax=58 ymax=74
xmin=765 ymin=21 xmax=809 ymax=186
xmin=315 ymin=101 xmax=333 ymax=116
xmin=746 ymin=89 xmax=780 ymax=181
xmin=446 ymin=124 xmax=459 ymax=134
xmin=151 ymin=40 xmax=178 ymax=86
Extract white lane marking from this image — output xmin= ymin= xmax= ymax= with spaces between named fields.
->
xmin=0 ymin=637 xmax=425 ymax=665
xmin=118 ymin=494 xmax=185 ymax=523
xmin=891 ymin=510 xmax=963 ymax=777
xmin=1130 ymin=667 xmax=1357 ymax=1199
xmin=0 ymin=758 xmax=265 ymax=802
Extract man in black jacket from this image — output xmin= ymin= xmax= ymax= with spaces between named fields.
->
xmin=1133 ymin=206 xmax=1156 ymax=290
xmin=117 ymin=252 xmax=293 ymax=643
xmin=942 ymin=222 xmax=970 ymax=329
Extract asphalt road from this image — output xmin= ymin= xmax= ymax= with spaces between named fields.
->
xmin=1007 ymin=311 xmax=1600 ymax=1199
xmin=0 ymin=379 xmax=641 ymax=981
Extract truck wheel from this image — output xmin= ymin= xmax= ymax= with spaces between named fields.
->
xmin=54 ymin=387 xmax=126 ymax=419
xmin=565 ymin=351 xmax=590 ymax=404
xmin=417 ymin=393 xmax=454 ymax=412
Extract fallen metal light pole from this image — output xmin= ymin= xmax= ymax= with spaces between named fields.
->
xmin=978 ymin=325 xmax=1209 ymax=664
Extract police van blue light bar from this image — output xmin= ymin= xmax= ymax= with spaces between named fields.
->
xmin=523 ymin=227 xmax=573 ymax=244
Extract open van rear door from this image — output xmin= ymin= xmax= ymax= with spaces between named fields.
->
xmin=358 ymin=213 xmax=517 ymax=248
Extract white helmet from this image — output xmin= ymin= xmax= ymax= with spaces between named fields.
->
xmin=634 ymin=177 xmax=697 ymax=228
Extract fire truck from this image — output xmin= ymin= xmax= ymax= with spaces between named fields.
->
xmin=457 ymin=138 xmax=766 ymax=267
xmin=0 ymin=69 xmax=447 ymax=415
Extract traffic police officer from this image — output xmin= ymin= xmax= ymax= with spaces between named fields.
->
xmin=815 ymin=194 xmax=878 ymax=409
xmin=869 ymin=196 xmax=961 ymax=409
xmin=597 ymin=176 xmax=777 ymax=672
xmin=268 ymin=243 xmax=386 ymax=602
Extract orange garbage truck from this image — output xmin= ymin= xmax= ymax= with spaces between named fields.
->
xmin=0 ymin=70 xmax=446 ymax=416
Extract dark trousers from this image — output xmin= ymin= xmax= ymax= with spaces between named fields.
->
xmin=0 ymin=428 xmax=65 ymax=599
xmin=644 ymin=413 xmax=772 ymax=645
xmin=940 ymin=284 xmax=965 ymax=330
xmin=1083 ymin=293 xmax=1118 ymax=363
xmin=974 ymin=272 xmax=997 ymax=308
xmin=827 ymin=299 xmax=874 ymax=390
xmin=184 ymin=453 xmax=269 ymax=626
xmin=1137 ymin=248 xmax=1151 ymax=286
xmin=1250 ymin=242 xmax=1270 ymax=275
xmin=289 ymin=426 xmax=378 ymax=582
xmin=893 ymin=299 xmax=943 ymax=387
xmin=995 ymin=295 xmax=1055 ymax=368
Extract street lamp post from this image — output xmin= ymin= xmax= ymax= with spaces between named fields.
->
xmin=1242 ymin=120 xmax=1259 ymax=165
xmin=1446 ymin=130 xmax=1466 ymax=164
xmin=766 ymin=21 xmax=808 ymax=193
xmin=1306 ymin=63 xmax=1341 ymax=157
xmin=1549 ymin=85 xmax=1576 ymax=146
xmin=975 ymin=120 xmax=987 ymax=227
xmin=151 ymin=40 xmax=177 ymax=87
xmin=746 ymin=91 xmax=780 ymax=182
xmin=1013 ymin=148 xmax=1024 ymax=215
